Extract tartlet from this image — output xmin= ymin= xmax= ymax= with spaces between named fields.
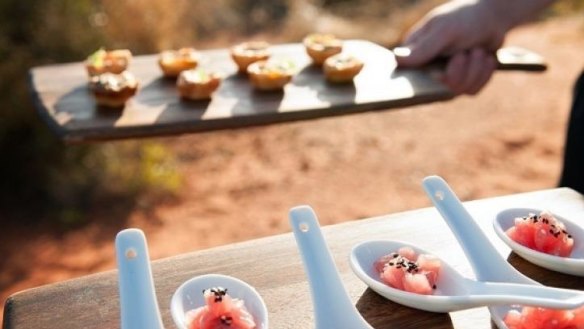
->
xmin=247 ymin=60 xmax=295 ymax=91
xmin=323 ymin=54 xmax=364 ymax=83
xmin=158 ymin=48 xmax=200 ymax=78
xmin=177 ymin=69 xmax=222 ymax=100
xmin=85 ymin=48 xmax=132 ymax=76
xmin=89 ymin=71 xmax=139 ymax=107
xmin=303 ymin=33 xmax=343 ymax=66
xmin=230 ymin=41 xmax=271 ymax=73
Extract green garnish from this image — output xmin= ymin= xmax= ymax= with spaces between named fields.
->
xmin=87 ymin=48 xmax=106 ymax=67
xmin=196 ymin=69 xmax=209 ymax=81
xmin=275 ymin=60 xmax=296 ymax=73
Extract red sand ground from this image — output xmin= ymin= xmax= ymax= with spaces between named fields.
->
xmin=1 ymin=15 xmax=584 ymax=326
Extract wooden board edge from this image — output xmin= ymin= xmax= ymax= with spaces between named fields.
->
xmin=28 ymin=68 xmax=69 ymax=142
xmin=61 ymin=91 xmax=455 ymax=144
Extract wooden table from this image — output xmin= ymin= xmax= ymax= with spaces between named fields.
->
xmin=5 ymin=188 xmax=581 ymax=329
xmin=29 ymin=42 xmax=545 ymax=144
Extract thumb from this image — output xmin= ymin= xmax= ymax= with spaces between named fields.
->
xmin=394 ymin=30 xmax=449 ymax=67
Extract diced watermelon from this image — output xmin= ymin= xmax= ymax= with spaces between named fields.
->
xmin=504 ymin=309 xmax=523 ymax=329
xmin=374 ymin=253 xmax=397 ymax=273
xmin=403 ymin=272 xmax=433 ymax=295
xmin=187 ymin=287 xmax=256 ymax=329
xmin=506 ymin=211 xmax=574 ymax=257
xmin=398 ymin=247 xmax=417 ymax=261
xmin=572 ymin=306 xmax=584 ymax=328
xmin=380 ymin=263 xmax=406 ymax=291
xmin=504 ymin=305 xmax=584 ymax=329
xmin=513 ymin=216 xmax=537 ymax=249
xmin=417 ymin=254 xmax=441 ymax=285
xmin=376 ymin=248 xmax=440 ymax=295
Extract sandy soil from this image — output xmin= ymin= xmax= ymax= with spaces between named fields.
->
xmin=1 ymin=15 xmax=583 ymax=326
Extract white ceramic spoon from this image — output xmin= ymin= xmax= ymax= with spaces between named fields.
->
xmin=422 ymin=175 xmax=581 ymax=329
xmin=494 ymin=207 xmax=584 ymax=276
xmin=289 ymin=205 xmax=374 ymax=329
xmin=115 ymin=228 xmax=164 ymax=329
xmin=350 ymin=239 xmax=584 ymax=313
xmin=170 ymin=274 xmax=269 ymax=329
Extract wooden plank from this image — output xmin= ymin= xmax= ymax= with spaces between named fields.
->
xmin=31 ymin=40 xmax=453 ymax=143
xmin=3 ymin=188 xmax=582 ymax=329
xmin=28 ymin=41 xmax=545 ymax=144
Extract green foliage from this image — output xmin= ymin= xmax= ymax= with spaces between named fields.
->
xmin=95 ymin=142 xmax=182 ymax=197
xmin=0 ymin=0 xmax=181 ymax=226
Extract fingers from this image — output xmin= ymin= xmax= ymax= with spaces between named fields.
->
xmin=395 ymin=29 xmax=450 ymax=67
xmin=442 ymin=48 xmax=497 ymax=95
xmin=467 ymin=53 xmax=497 ymax=95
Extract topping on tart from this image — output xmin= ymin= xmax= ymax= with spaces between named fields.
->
xmin=323 ymin=53 xmax=363 ymax=83
xmin=89 ymin=71 xmax=138 ymax=107
xmin=246 ymin=60 xmax=296 ymax=91
xmin=85 ymin=48 xmax=132 ymax=76
xmin=158 ymin=48 xmax=200 ymax=78
xmin=177 ymin=68 xmax=222 ymax=100
xmin=303 ymin=33 xmax=343 ymax=65
xmin=230 ymin=41 xmax=271 ymax=73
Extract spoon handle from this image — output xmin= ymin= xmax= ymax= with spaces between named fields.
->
xmin=289 ymin=206 xmax=373 ymax=329
xmin=422 ymin=176 xmax=534 ymax=284
xmin=469 ymin=280 xmax=584 ymax=309
xmin=115 ymin=229 xmax=164 ymax=329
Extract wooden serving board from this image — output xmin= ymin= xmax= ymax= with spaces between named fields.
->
xmin=29 ymin=41 xmax=546 ymax=144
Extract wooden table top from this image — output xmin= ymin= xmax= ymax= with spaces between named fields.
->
xmin=29 ymin=41 xmax=545 ymax=144
xmin=5 ymin=187 xmax=580 ymax=329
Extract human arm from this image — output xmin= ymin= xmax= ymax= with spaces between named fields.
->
xmin=395 ymin=0 xmax=556 ymax=95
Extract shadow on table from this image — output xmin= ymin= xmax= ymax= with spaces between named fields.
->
xmin=356 ymin=288 xmax=454 ymax=329
xmin=481 ymin=253 xmax=584 ymax=328
xmin=136 ymin=77 xmax=208 ymax=127
xmin=151 ymin=72 xmax=287 ymax=129
xmin=224 ymin=73 xmax=286 ymax=117
xmin=137 ymin=76 xmax=178 ymax=107
xmin=507 ymin=252 xmax=584 ymax=290
xmin=294 ymin=64 xmax=357 ymax=107
xmin=54 ymin=86 xmax=125 ymax=125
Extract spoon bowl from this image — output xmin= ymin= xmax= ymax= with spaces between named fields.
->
xmin=351 ymin=239 xmax=584 ymax=312
xmin=422 ymin=175 xmax=582 ymax=329
xmin=494 ymin=207 xmax=584 ymax=276
xmin=170 ymin=274 xmax=269 ymax=329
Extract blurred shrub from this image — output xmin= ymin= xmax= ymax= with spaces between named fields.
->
xmin=0 ymin=0 xmax=183 ymax=226
xmin=549 ymin=0 xmax=584 ymax=16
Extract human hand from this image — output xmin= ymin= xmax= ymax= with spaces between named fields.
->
xmin=436 ymin=48 xmax=497 ymax=95
xmin=394 ymin=0 xmax=506 ymax=95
